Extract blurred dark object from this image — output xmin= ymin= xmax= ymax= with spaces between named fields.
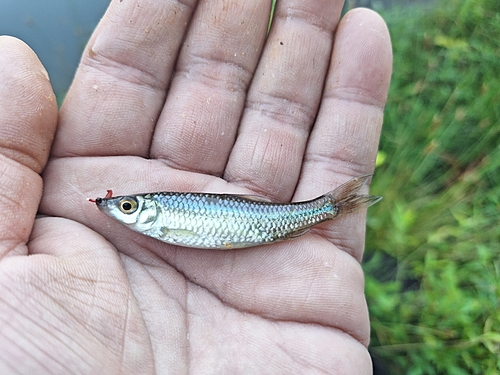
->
xmin=0 ymin=0 xmax=108 ymax=103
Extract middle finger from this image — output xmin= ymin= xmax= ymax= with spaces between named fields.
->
xmin=150 ymin=0 xmax=272 ymax=175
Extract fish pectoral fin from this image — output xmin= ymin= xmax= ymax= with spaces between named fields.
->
xmin=287 ymin=228 xmax=310 ymax=239
xmin=161 ymin=228 xmax=199 ymax=239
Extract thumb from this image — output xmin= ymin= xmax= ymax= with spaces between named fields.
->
xmin=0 ymin=36 xmax=58 ymax=259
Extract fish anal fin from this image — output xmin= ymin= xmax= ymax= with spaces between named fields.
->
xmin=287 ymin=228 xmax=310 ymax=239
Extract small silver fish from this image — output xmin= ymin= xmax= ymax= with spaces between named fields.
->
xmin=90 ymin=174 xmax=381 ymax=249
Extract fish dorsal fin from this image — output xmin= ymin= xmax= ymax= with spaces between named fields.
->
xmin=233 ymin=194 xmax=274 ymax=203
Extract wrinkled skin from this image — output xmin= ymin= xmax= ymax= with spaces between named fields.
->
xmin=0 ymin=1 xmax=391 ymax=374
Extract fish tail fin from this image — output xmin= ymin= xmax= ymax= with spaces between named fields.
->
xmin=326 ymin=174 xmax=382 ymax=216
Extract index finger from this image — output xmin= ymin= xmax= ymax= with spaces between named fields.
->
xmin=52 ymin=0 xmax=198 ymax=158
xmin=0 ymin=37 xmax=58 ymax=259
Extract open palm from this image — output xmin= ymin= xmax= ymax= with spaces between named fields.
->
xmin=0 ymin=1 xmax=391 ymax=374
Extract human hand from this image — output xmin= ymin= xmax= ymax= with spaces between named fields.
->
xmin=0 ymin=1 xmax=391 ymax=373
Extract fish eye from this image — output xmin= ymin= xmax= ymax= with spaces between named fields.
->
xmin=119 ymin=197 xmax=138 ymax=214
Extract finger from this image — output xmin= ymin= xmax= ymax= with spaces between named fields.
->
xmin=52 ymin=0 xmax=198 ymax=158
xmin=0 ymin=36 xmax=58 ymax=259
xmin=150 ymin=0 xmax=272 ymax=176
xmin=295 ymin=9 xmax=393 ymax=260
xmin=223 ymin=0 xmax=344 ymax=199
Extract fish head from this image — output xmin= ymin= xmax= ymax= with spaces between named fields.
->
xmin=95 ymin=194 xmax=159 ymax=231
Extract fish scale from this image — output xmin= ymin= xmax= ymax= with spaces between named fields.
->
xmin=147 ymin=193 xmax=331 ymax=248
xmin=91 ymin=174 xmax=382 ymax=249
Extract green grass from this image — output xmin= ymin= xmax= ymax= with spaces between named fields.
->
xmin=365 ymin=0 xmax=500 ymax=373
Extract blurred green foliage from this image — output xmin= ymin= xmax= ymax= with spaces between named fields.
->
xmin=365 ymin=0 xmax=500 ymax=373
